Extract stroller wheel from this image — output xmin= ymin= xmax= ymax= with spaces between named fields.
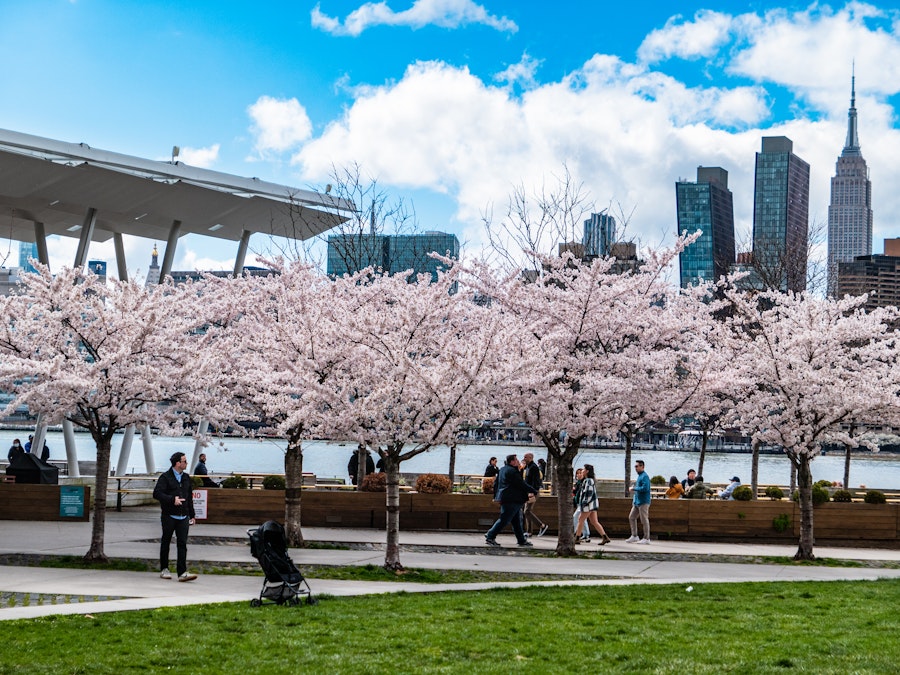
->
xmin=306 ymin=595 xmax=318 ymax=606
xmin=250 ymin=598 xmax=261 ymax=607
xmin=287 ymin=596 xmax=301 ymax=606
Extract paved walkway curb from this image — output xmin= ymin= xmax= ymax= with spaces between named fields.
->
xmin=2 ymin=507 xmax=899 ymax=620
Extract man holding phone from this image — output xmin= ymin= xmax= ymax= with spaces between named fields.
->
xmin=153 ymin=452 xmax=197 ymax=582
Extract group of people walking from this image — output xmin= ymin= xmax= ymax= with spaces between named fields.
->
xmin=484 ymin=455 xmax=653 ymax=547
xmin=483 ymin=452 xmax=549 ymax=547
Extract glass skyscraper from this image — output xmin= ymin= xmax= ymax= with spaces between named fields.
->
xmin=827 ymin=75 xmax=872 ymax=298
xmin=583 ymin=212 xmax=616 ymax=258
xmin=752 ymin=136 xmax=810 ymax=293
xmin=676 ymin=167 xmax=735 ymax=287
xmin=18 ymin=241 xmax=38 ymax=274
xmin=327 ymin=231 xmax=459 ymax=282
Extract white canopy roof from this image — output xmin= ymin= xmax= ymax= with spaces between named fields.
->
xmin=0 ymin=128 xmax=354 ymax=244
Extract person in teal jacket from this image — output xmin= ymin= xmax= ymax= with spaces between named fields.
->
xmin=626 ymin=459 xmax=652 ymax=544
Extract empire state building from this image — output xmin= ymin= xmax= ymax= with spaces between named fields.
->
xmin=827 ymin=73 xmax=873 ymax=297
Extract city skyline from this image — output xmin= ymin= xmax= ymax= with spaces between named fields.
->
xmin=3 ymin=2 xmax=900 ymax=283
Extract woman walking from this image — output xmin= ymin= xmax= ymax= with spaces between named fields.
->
xmin=573 ymin=464 xmax=611 ymax=545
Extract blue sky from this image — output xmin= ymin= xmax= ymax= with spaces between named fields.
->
xmin=3 ymin=0 xmax=900 ymax=278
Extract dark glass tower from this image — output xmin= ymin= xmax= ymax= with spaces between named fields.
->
xmin=583 ymin=212 xmax=616 ymax=258
xmin=827 ymin=73 xmax=873 ymax=297
xmin=327 ymin=231 xmax=459 ymax=282
xmin=676 ymin=166 xmax=735 ymax=287
xmin=751 ymin=136 xmax=810 ymax=293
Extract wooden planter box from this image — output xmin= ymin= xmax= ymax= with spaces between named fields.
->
xmin=0 ymin=483 xmax=91 ymax=521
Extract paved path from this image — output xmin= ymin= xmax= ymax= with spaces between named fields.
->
xmin=2 ymin=508 xmax=898 ymax=621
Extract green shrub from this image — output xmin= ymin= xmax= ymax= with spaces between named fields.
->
xmin=764 ymin=485 xmax=784 ymax=501
xmin=482 ymin=477 xmax=495 ymax=494
xmin=832 ymin=489 xmax=853 ymax=502
xmin=732 ymin=485 xmax=753 ymax=501
xmin=262 ymin=475 xmax=286 ymax=490
xmin=221 ymin=475 xmax=248 ymax=489
xmin=190 ymin=476 xmax=203 ymax=489
xmin=772 ymin=513 xmax=791 ymax=533
xmin=360 ymin=472 xmax=387 ymax=492
xmin=414 ymin=473 xmax=452 ymax=494
xmin=864 ymin=490 xmax=887 ymax=504
xmin=650 ymin=474 xmax=667 ymax=486
xmin=791 ymin=485 xmax=830 ymax=506
xmin=814 ymin=479 xmax=833 ymax=489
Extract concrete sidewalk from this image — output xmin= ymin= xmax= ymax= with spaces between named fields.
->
xmin=2 ymin=507 xmax=899 ymax=621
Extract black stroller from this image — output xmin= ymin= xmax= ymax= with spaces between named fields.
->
xmin=247 ymin=520 xmax=314 ymax=606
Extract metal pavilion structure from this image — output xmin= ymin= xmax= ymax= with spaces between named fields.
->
xmin=0 ymin=127 xmax=356 ymax=476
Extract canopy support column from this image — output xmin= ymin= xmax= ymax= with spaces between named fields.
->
xmin=159 ymin=220 xmax=181 ymax=281
xmin=115 ymin=425 xmax=136 ymax=476
xmin=63 ymin=419 xmax=79 ymax=478
xmin=141 ymin=424 xmax=155 ymax=473
xmin=73 ymin=207 xmax=97 ymax=269
xmin=190 ymin=419 xmax=209 ymax=472
xmin=113 ymin=233 xmax=128 ymax=282
xmin=233 ymin=229 xmax=251 ymax=277
xmin=33 ymin=222 xmax=50 ymax=268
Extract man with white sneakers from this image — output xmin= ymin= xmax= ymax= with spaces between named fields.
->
xmin=153 ymin=452 xmax=198 ymax=582
xmin=626 ymin=459 xmax=652 ymax=545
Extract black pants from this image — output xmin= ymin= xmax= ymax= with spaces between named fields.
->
xmin=160 ymin=515 xmax=190 ymax=576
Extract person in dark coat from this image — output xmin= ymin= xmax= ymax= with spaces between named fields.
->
xmin=194 ymin=453 xmax=218 ymax=487
xmin=39 ymin=442 xmax=50 ymax=463
xmin=483 ymin=456 xmax=499 ymax=478
xmin=153 ymin=452 xmax=197 ymax=582
xmin=348 ymin=449 xmax=375 ymax=485
xmin=521 ymin=452 xmax=548 ymax=536
xmin=484 ymin=454 xmax=538 ymax=547
xmin=7 ymin=439 xmax=24 ymax=463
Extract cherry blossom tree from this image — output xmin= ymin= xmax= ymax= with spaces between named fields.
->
xmin=203 ymin=263 xmax=353 ymax=546
xmin=722 ymin=289 xmax=899 ymax=560
xmin=468 ymin=236 xmax=703 ymax=555
xmin=322 ymin=267 xmax=504 ymax=571
xmin=0 ymin=266 xmax=225 ymax=562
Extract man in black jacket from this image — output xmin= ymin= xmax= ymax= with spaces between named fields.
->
xmin=484 ymin=454 xmax=538 ymax=547
xmin=153 ymin=452 xmax=197 ymax=582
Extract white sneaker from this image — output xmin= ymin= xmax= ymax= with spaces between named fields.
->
xmin=625 ymin=536 xmax=640 ymax=543
xmin=159 ymin=568 xmax=172 ymax=579
xmin=636 ymin=538 xmax=651 ymax=545
xmin=178 ymin=572 xmax=198 ymax=582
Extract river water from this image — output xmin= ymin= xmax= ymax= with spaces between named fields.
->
xmin=7 ymin=429 xmax=900 ymax=490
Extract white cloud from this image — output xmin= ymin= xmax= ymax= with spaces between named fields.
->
xmin=638 ymin=10 xmax=734 ymax=63
xmin=178 ymin=143 xmax=220 ymax=168
xmin=268 ymin=4 xmax=900 ymax=267
xmin=247 ymin=96 xmax=313 ymax=157
xmin=311 ymin=0 xmax=517 ymax=37
xmin=728 ymin=3 xmax=900 ymax=108
xmin=494 ymin=52 xmax=542 ymax=90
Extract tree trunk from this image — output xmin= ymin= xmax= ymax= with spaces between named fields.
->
xmin=84 ymin=432 xmax=111 ymax=563
xmin=790 ymin=462 xmax=797 ymax=495
xmin=448 ymin=443 xmax=456 ymax=487
xmin=356 ymin=443 xmax=367 ymax=489
xmin=623 ymin=431 xmax=633 ymax=497
xmin=843 ymin=443 xmax=851 ymax=490
xmin=553 ymin=452 xmax=577 ymax=557
xmin=383 ymin=449 xmax=403 ymax=571
xmin=284 ymin=430 xmax=304 ymax=547
xmin=794 ymin=454 xmax=815 ymax=561
xmin=751 ymin=439 xmax=760 ymax=501
xmin=698 ymin=429 xmax=708 ymax=478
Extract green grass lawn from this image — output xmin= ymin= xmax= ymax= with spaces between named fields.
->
xmin=3 ymin=580 xmax=898 ymax=674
